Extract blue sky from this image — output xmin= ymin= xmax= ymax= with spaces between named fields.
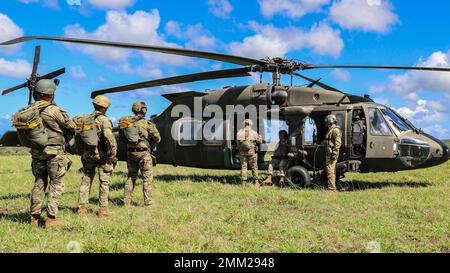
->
xmin=0 ymin=0 xmax=449 ymax=138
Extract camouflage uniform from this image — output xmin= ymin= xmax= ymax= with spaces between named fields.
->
xmin=124 ymin=119 xmax=161 ymax=206
xmin=30 ymin=101 xmax=76 ymax=219
xmin=78 ymin=111 xmax=117 ymax=208
xmin=236 ymin=124 xmax=262 ymax=184
xmin=267 ymin=141 xmax=290 ymax=178
xmin=325 ymin=124 xmax=342 ymax=191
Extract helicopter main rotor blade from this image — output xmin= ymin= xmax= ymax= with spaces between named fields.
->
xmin=91 ymin=67 xmax=253 ymax=98
xmin=1 ymin=82 xmax=28 ymax=96
xmin=38 ymin=67 xmax=66 ymax=80
xmin=31 ymin=45 xmax=40 ymax=78
xmin=293 ymin=73 xmax=342 ymax=92
xmin=302 ymin=64 xmax=450 ymax=72
xmin=1 ymin=36 xmax=267 ymax=66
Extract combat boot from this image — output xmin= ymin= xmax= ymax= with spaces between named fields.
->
xmin=45 ymin=216 xmax=63 ymax=228
xmin=241 ymin=179 xmax=247 ymax=186
xmin=264 ymin=175 xmax=273 ymax=186
xmin=78 ymin=205 xmax=87 ymax=215
xmin=124 ymin=194 xmax=132 ymax=207
xmin=254 ymin=180 xmax=261 ymax=188
xmin=31 ymin=214 xmax=41 ymax=227
xmin=97 ymin=206 xmax=111 ymax=217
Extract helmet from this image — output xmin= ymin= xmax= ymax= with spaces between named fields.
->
xmin=35 ymin=79 xmax=56 ymax=95
xmin=93 ymin=95 xmax=111 ymax=109
xmin=243 ymin=119 xmax=253 ymax=127
xmin=132 ymin=101 xmax=147 ymax=114
xmin=325 ymin=114 xmax=337 ymax=126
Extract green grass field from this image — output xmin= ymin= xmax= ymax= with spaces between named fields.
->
xmin=0 ymin=150 xmax=449 ymax=253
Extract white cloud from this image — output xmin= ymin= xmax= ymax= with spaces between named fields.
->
xmin=331 ymin=69 xmax=350 ymax=82
xmin=17 ymin=0 xmax=60 ymax=9
xmin=69 ymin=65 xmax=87 ymax=79
xmin=165 ymin=21 xmax=217 ymax=50
xmin=330 ymin=0 xmax=399 ymax=33
xmin=0 ymin=58 xmax=32 ymax=79
xmin=257 ymin=0 xmax=330 ymax=19
xmin=229 ymin=22 xmax=343 ymax=58
xmin=421 ymin=125 xmax=449 ymax=140
xmin=373 ymin=50 xmax=450 ymax=96
xmin=87 ymin=0 xmax=135 ymax=9
xmin=0 ymin=13 xmax=24 ymax=54
xmin=1 ymin=114 xmax=11 ymax=120
xmin=207 ymin=0 xmax=233 ymax=19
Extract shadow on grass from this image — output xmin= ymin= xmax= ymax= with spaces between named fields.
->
xmin=156 ymin=174 xmax=242 ymax=185
xmin=338 ymin=180 xmax=432 ymax=192
xmin=0 ymin=193 xmax=29 ymax=201
xmin=0 ymin=209 xmax=30 ymax=224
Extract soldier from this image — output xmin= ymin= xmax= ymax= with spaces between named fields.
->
xmin=324 ymin=114 xmax=342 ymax=192
xmin=123 ymin=102 xmax=161 ymax=208
xmin=28 ymin=79 xmax=76 ymax=228
xmin=264 ymin=130 xmax=290 ymax=187
xmin=77 ymin=95 xmax=117 ymax=217
xmin=236 ymin=119 xmax=262 ymax=186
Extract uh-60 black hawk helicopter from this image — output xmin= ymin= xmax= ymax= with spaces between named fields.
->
xmin=1 ymin=36 xmax=449 ymax=188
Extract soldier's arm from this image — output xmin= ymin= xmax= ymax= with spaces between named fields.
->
xmin=332 ymin=128 xmax=342 ymax=154
xmin=255 ymin=132 xmax=263 ymax=144
xmin=52 ymin=107 xmax=76 ymax=133
xmin=147 ymin=122 xmax=161 ymax=144
xmin=101 ymin=118 xmax=117 ymax=156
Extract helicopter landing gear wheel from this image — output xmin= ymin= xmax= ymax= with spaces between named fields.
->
xmin=286 ymin=166 xmax=311 ymax=189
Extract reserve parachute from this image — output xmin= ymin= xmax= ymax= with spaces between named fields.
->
xmin=12 ymin=101 xmax=50 ymax=149
xmin=118 ymin=116 xmax=141 ymax=145
xmin=73 ymin=114 xmax=99 ymax=151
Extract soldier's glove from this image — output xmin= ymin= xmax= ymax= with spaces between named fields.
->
xmin=331 ymin=153 xmax=338 ymax=161
xmin=106 ymin=153 xmax=118 ymax=166
xmin=287 ymin=153 xmax=295 ymax=158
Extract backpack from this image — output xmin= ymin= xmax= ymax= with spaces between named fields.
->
xmin=239 ymin=129 xmax=254 ymax=153
xmin=73 ymin=114 xmax=99 ymax=151
xmin=118 ymin=116 xmax=141 ymax=145
xmin=12 ymin=101 xmax=51 ymax=149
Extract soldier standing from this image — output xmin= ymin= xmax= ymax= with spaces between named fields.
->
xmin=77 ymin=95 xmax=117 ymax=217
xmin=264 ymin=130 xmax=290 ymax=187
xmin=236 ymin=119 xmax=262 ymax=186
xmin=25 ymin=79 xmax=76 ymax=228
xmin=122 ymin=102 xmax=161 ymax=208
xmin=324 ymin=114 xmax=342 ymax=192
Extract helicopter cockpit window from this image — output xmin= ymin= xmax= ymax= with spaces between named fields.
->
xmin=304 ymin=117 xmax=317 ymax=144
xmin=368 ymin=108 xmax=392 ymax=136
xmin=382 ymin=108 xmax=413 ymax=133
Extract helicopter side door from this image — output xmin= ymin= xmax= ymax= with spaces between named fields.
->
xmin=363 ymin=106 xmax=396 ymax=159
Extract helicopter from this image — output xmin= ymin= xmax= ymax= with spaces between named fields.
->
xmin=0 ymin=36 xmax=449 ymax=188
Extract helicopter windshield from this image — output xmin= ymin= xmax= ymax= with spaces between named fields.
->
xmin=382 ymin=108 xmax=413 ymax=133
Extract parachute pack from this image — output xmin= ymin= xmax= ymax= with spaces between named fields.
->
xmin=118 ymin=116 xmax=142 ymax=145
xmin=73 ymin=114 xmax=99 ymax=151
xmin=12 ymin=101 xmax=51 ymax=149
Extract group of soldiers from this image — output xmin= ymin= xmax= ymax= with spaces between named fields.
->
xmin=26 ymin=79 xmax=160 ymax=228
xmin=23 ymin=79 xmax=342 ymax=228
xmin=236 ymin=116 xmax=342 ymax=191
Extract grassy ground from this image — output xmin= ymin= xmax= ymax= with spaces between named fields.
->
xmin=0 ymin=151 xmax=448 ymax=253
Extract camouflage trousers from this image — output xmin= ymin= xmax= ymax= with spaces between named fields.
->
xmin=124 ymin=151 xmax=154 ymax=206
xmin=31 ymin=154 xmax=69 ymax=218
xmin=78 ymin=158 xmax=114 ymax=208
xmin=267 ymin=158 xmax=288 ymax=177
xmin=238 ymin=153 xmax=259 ymax=183
xmin=325 ymin=155 xmax=338 ymax=191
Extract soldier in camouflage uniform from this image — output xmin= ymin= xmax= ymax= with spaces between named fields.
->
xmin=324 ymin=114 xmax=342 ymax=192
xmin=77 ymin=95 xmax=117 ymax=217
xmin=236 ymin=119 xmax=262 ymax=186
xmin=264 ymin=130 xmax=290 ymax=187
xmin=29 ymin=79 xmax=76 ymax=228
xmin=124 ymin=102 xmax=161 ymax=208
